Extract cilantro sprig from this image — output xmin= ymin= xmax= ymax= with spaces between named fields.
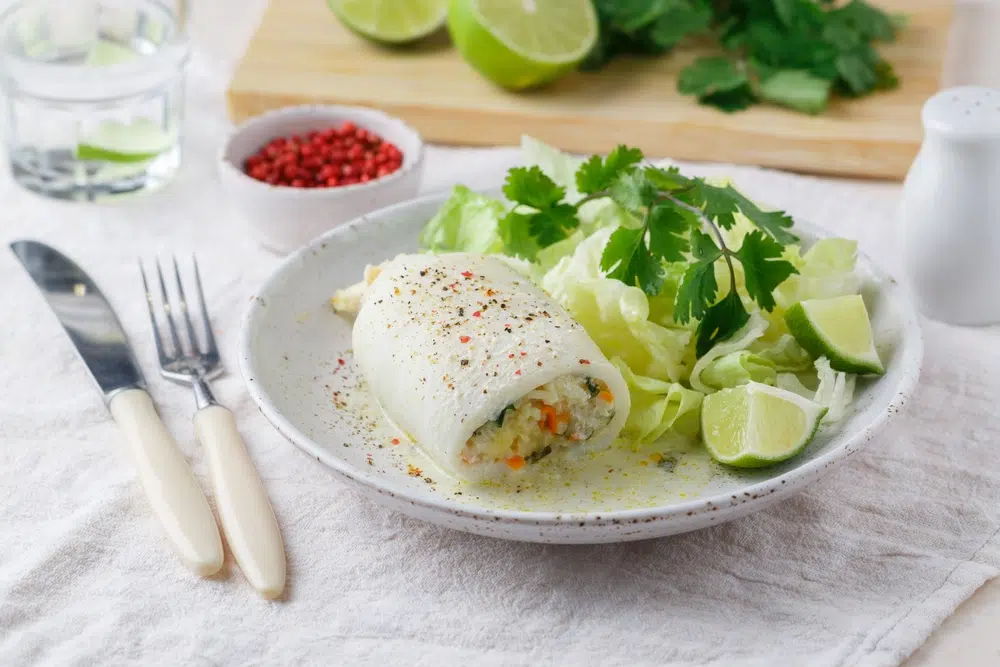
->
xmin=499 ymin=145 xmax=799 ymax=356
xmin=583 ymin=0 xmax=905 ymax=115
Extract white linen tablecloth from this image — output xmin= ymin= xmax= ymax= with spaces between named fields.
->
xmin=4 ymin=2 xmax=1000 ymax=666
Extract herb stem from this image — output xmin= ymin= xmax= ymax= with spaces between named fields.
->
xmin=666 ymin=193 xmax=739 ymax=294
xmin=574 ymin=191 xmax=610 ymax=209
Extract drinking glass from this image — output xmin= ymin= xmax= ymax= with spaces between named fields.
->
xmin=0 ymin=0 xmax=190 ymax=200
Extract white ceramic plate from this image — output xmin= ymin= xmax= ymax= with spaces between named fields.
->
xmin=239 ymin=192 xmax=923 ymax=544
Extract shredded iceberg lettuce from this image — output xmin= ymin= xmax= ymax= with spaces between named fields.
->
xmin=699 ymin=351 xmax=777 ymax=391
xmin=775 ymin=238 xmax=860 ymax=307
xmin=521 ymin=135 xmax=640 ymax=236
xmin=777 ymin=356 xmax=855 ymax=424
xmin=749 ymin=334 xmax=814 ymax=372
xmin=542 ymin=228 xmax=693 ymax=383
xmin=688 ymin=313 xmax=770 ymax=394
xmin=418 ymin=185 xmax=505 ymax=254
xmin=612 ymin=358 xmax=703 ymax=444
xmin=812 ymin=357 xmax=856 ymax=423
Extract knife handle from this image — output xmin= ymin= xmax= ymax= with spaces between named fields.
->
xmin=109 ymin=389 xmax=224 ymax=576
xmin=195 ymin=405 xmax=286 ymax=599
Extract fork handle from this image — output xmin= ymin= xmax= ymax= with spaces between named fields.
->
xmin=109 ymin=389 xmax=224 ymax=576
xmin=195 ymin=405 xmax=286 ymax=599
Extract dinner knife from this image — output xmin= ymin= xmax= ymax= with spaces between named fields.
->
xmin=11 ymin=240 xmax=224 ymax=576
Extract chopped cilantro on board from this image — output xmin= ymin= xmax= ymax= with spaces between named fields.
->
xmin=583 ymin=0 xmax=905 ymax=114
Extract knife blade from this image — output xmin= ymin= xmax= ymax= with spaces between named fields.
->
xmin=11 ymin=240 xmax=145 ymax=400
xmin=11 ymin=240 xmax=223 ymax=576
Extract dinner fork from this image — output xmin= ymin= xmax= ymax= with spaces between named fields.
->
xmin=140 ymin=257 xmax=286 ymax=599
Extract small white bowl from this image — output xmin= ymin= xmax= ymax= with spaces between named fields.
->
xmin=218 ymin=105 xmax=425 ymax=254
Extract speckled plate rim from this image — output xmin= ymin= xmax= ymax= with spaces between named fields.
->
xmin=239 ymin=191 xmax=925 ymax=531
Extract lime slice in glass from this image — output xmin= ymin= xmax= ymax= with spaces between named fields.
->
xmin=447 ymin=0 xmax=598 ymax=90
xmin=84 ymin=39 xmax=139 ymax=66
xmin=327 ymin=0 xmax=448 ymax=44
xmin=76 ymin=119 xmax=173 ymax=164
xmin=785 ymin=294 xmax=884 ymax=375
xmin=701 ymin=382 xmax=827 ymax=468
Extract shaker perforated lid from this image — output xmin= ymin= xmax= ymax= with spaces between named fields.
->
xmin=922 ymin=86 xmax=1000 ymax=139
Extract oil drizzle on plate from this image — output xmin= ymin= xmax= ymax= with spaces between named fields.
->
xmin=327 ymin=350 xmax=720 ymax=513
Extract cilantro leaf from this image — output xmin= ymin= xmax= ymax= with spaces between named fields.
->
xmin=647 ymin=1 xmax=713 ymax=49
xmin=610 ymin=169 xmax=659 ymax=211
xmin=835 ymin=46 xmax=880 ymax=95
xmin=772 ymin=0 xmax=825 ymax=30
xmin=502 ymin=167 xmax=565 ymax=210
xmin=529 ymin=204 xmax=580 ymax=247
xmin=695 ymin=291 xmax=751 ymax=357
xmin=757 ymin=69 xmax=832 ymax=114
xmin=499 ymin=211 xmax=540 ymax=261
xmin=647 ymin=200 xmax=694 ymax=262
xmin=699 ymin=87 xmax=758 ymax=113
xmin=678 ymin=57 xmax=748 ymax=97
xmin=734 ymin=230 xmax=798 ymax=311
xmin=678 ymin=57 xmax=758 ymax=112
xmin=598 ymin=0 xmax=672 ymax=32
xmin=644 ymin=165 xmax=693 ymax=192
xmin=674 ymin=230 xmax=722 ymax=325
xmin=830 ymin=0 xmax=900 ymax=42
xmin=600 ymin=226 xmax=664 ymax=295
xmin=689 ymin=182 xmax=798 ymax=244
xmin=575 ymin=145 xmax=645 ymax=195
xmin=583 ymin=0 xmax=713 ymax=70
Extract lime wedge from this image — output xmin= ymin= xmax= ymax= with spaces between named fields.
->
xmin=785 ymin=294 xmax=884 ymax=375
xmin=76 ymin=119 xmax=173 ymax=164
xmin=447 ymin=0 xmax=598 ymax=90
xmin=85 ymin=39 xmax=139 ymax=66
xmin=701 ymin=382 xmax=827 ymax=468
xmin=327 ymin=0 xmax=448 ymax=44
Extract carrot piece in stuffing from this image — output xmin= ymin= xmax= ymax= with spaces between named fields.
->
xmin=505 ymin=455 xmax=526 ymax=470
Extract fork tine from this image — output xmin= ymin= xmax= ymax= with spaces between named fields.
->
xmin=155 ymin=258 xmax=184 ymax=356
xmin=192 ymin=255 xmax=219 ymax=357
xmin=172 ymin=256 xmax=201 ymax=354
xmin=140 ymin=261 xmax=170 ymax=364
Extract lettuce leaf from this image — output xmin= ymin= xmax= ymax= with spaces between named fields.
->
xmin=613 ymin=358 xmax=703 ymax=443
xmin=521 ymin=135 xmax=640 ymax=235
xmin=777 ymin=356 xmax=856 ymax=424
xmin=775 ymin=238 xmax=860 ymax=307
xmin=813 ymin=356 xmax=856 ymax=423
xmin=699 ymin=351 xmax=777 ymax=390
xmin=521 ymin=135 xmax=583 ymax=202
xmin=542 ymin=227 xmax=693 ymax=383
xmin=418 ymin=185 xmax=505 ymax=253
xmin=749 ymin=334 xmax=814 ymax=372
xmin=688 ymin=312 xmax=769 ymax=394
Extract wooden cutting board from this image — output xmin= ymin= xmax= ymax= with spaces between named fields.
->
xmin=227 ymin=0 xmax=952 ymax=180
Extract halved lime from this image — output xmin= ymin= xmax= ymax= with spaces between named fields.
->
xmin=447 ymin=0 xmax=598 ymax=90
xmin=785 ymin=294 xmax=884 ymax=375
xmin=76 ymin=119 xmax=173 ymax=164
xmin=327 ymin=0 xmax=449 ymax=44
xmin=702 ymin=382 xmax=827 ymax=468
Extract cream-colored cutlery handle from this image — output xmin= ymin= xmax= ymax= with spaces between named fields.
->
xmin=195 ymin=405 xmax=286 ymax=599
xmin=109 ymin=388 xmax=224 ymax=576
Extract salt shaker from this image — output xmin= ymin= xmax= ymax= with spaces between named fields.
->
xmin=901 ymin=86 xmax=1000 ymax=325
